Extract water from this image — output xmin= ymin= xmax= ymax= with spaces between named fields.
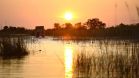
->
xmin=0 ymin=37 xmax=139 ymax=78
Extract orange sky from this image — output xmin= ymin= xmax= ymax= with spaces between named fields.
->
xmin=0 ymin=0 xmax=139 ymax=29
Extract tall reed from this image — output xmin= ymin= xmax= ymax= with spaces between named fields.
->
xmin=0 ymin=37 xmax=29 ymax=58
xmin=73 ymin=40 xmax=139 ymax=78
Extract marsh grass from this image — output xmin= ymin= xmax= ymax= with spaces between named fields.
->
xmin=0 ymin=37 xmax=29 ymax=58
xmin=73 ymin=40 xmax=139 ymax=78
xmin=73 ymin=52 xmax=93 ymax=78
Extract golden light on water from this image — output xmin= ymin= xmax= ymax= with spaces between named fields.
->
xmin=65 ymin=45 xmax=73 ymax=78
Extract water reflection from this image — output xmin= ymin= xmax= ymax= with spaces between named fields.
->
xmin=0 ymin=58 xmax=24 ymax=78
xmin=1 ymin=37 xmax=139 ymax=78
xmin=65 ymin=45 xmax=73 ymax=78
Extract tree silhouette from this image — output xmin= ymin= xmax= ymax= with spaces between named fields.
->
xmin=54 ymin=23 xmax=61 ymax=30
xmin=86 ymin=18 xmax=106 ymax=30
xmin=3 ymin=26 xmax=8 ymax=30
xmin=75 ymin=22 xmax=87 ymax=30
xmin=65 ymin=23 xmax=73 ymax=29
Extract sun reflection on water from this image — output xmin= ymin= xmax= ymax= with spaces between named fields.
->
xmin=65 ymin=45 xmax=73 ymax=78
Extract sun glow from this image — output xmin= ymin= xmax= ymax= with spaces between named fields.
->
xmin=64 ymin=12 xmax=73 ymax=20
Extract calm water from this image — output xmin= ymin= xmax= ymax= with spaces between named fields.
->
xmin=0 ymin=37 xmax=139 ymax=78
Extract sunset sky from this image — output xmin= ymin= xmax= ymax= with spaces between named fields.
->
xmin=0 ymin=0 xmax=139 ymax=29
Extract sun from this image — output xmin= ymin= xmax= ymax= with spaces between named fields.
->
xmin=64 ymin=12 xmax=73 ymax=20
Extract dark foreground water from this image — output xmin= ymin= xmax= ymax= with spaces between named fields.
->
xmin=0 ymin=37 xmax=139 ymax=78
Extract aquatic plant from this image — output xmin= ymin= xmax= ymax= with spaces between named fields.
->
xmin=0 ymin=37 xmax=29 ymax=58
xmin=73 ymin=40 xmax=139 ymax=78
xmin=73 ymin=52 xmax=93 ymax=78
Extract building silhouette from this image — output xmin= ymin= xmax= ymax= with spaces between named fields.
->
xmin=35 ymin=26 xmax=45 ymax=37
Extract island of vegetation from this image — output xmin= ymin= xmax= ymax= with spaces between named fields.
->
xmin=0 ymin=18 xmax=139 ymax=39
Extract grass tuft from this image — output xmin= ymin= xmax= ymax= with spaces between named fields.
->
xmin=0 ymin=37 xmax=29 ymax=58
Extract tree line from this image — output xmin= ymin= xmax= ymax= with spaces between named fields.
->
xmin=0 ymin=18 xmax=139 ymax=39
xmin=45 ymin=18 xmax=139 ymax=39
xmin=0 ymin=26 xmax=33 ymax=36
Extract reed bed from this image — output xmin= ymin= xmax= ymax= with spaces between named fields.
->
xmin=73 ymin=40 xmax=139 ymax=78
xmin=0 ymin=37 xmax=29 ymax=58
